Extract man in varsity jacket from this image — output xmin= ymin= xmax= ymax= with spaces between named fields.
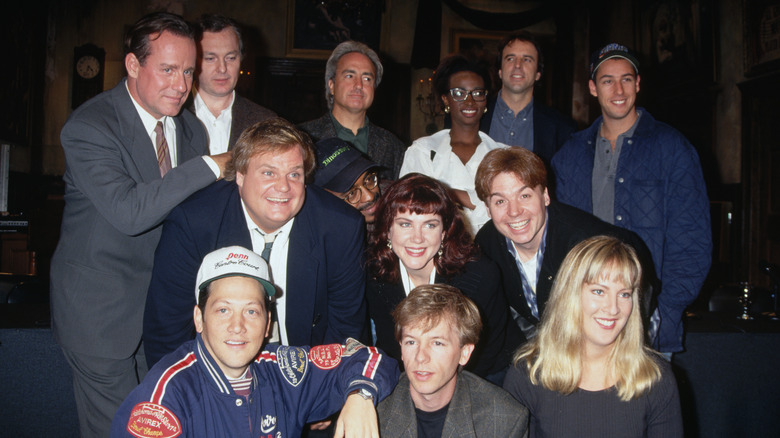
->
xmin=111 ymin=246 xmax=399 ymax=438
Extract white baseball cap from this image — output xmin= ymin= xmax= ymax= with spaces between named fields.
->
xmin=195 ymin=246 xmax=276 ymax=304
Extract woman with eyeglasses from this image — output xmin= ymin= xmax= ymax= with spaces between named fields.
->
xmin=366 ymin=173 xmax=521 ymax=385
xmin=399 ymin=54 xmax=506 ymax=235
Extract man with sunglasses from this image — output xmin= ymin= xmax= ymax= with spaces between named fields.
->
xmin=313 ymin=138 xmax=382 ymax=225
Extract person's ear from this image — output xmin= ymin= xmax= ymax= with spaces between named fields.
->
xmin=125 ymin=53 xmax=140 ymax=79
xmin=588 ymin=79 xmax=598 ymax=97
xmin=193 ymin=306 xmax=204 ymax=333
xmin=458 ymin=343 xmax=475 ymax=366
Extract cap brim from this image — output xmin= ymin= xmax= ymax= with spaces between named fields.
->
xmin=325 ymin=158 xmax=381 ymax=193
xmin=199 ymin=274 xmax=277 ymax=298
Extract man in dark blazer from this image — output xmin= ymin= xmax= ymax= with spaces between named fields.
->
xmin=299 ymin=40 xmax=405 ymax=180
xmin=474 ymin=148 xmax=658 ymax=344
xmin=377 ymin=284 xmax=528 ymax=438
xmin=143 ymin=118 xmax=368 ymax=368
xmin=480 ymin=31 xmax=576 ymax=166
xmin=50 ymin=13 xmax=230 ymax=437
xmin=188 ymin=14 xmax=275 ymax=153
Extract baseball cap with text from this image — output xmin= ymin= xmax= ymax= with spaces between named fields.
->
xmin=590 ymin=43 xmax=640 ymax=79
xmin=195 ymin=246 xmax=276 ymax=304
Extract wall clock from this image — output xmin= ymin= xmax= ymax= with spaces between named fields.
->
xmin=72 ymin=44 xmax=105 ymax=109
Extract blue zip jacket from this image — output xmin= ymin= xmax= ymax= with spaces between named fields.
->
xmin=111 ymin=335 xmax=399 ymax=438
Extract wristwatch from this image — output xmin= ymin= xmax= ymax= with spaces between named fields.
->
xmin=349 ymin=388 xmax=374 ymax=401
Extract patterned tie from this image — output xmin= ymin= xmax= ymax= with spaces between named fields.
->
xmin=154 ymin=121 xmax=172 ymax=177
xmin=260 ymin=233 xmax=276 ymax=263
xmin=259 ymin=231 xmax=280 ymax=342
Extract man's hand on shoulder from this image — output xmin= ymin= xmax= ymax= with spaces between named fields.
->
xmin=334 ymin=393 xmax=378 ymax=438
xmin=210 ymin=151 xmax=232 ymax=179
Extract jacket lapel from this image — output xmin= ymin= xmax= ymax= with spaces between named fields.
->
xmin=284 ymin=188 xmax=319 ymax=345
xmin=112 ymin=81 xmax=161 ymax=182
xmin=440 ymin=374 xmax=477 ymax=438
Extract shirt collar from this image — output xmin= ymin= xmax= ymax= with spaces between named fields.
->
xmin=193 ymin=88 xmax=236 ymax=121
xmin=239 ymin=197 xmax=296 ymax=246
xmin=125 ymin=79 xmax=170 ymax=137
xmin=496 ymin=89 xmax=534 ymax=118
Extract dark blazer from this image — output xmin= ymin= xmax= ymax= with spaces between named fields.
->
xmin=186 ymin=94 xmax=275 ymax=151
xmin=299 ymin=113 xmax=406 ymax=180
xmin=50 ymin=80 xmax=214 ymax=359
xmin=143 ymin=180 xmax=368 ymax=367
xmin=480 ymin=96 xmax=577 ymax=165
xmin=475 ymin=201 xmax=658 ymax=343
xmin=378 ymin=371 xmax=529 ymax=438
xmin=367 ymin=257 xmax=521 ymax=378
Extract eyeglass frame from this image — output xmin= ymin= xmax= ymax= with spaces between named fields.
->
xmin=342 ymin=171 xmax=379 ymax=205
xmin=448 ymin=87 xmax=488 ymax=102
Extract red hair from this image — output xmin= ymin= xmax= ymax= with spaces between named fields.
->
xmin=367 ymin=174 xmax=478 ymax=283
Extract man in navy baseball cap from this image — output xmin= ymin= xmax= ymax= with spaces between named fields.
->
xmin=314 ymin=137 xmax=383 ymax=224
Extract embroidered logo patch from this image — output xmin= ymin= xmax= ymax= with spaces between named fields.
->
xmin=276 ymin=345 xmax=308 ymax=386
xmin=126 ymin=402 xmax=182 ymax=438
xmin=343 ymin=337 xmax=365 ymax=357
xmin=309 ymin=343 xmax=342 ymax=370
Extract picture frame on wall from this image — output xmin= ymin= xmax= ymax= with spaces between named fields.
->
xmin=286 ymin=0 xmax=383 ymax=59
xmin=636 ymin=0 xmax=717 ymax=85
xmin=449 ymin=29 xmax=506 ymax=90
xmin=744 ymin=0 xmax=780 ymax=76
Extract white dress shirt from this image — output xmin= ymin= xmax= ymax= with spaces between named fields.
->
xmin=242 ymin=200 xmax=295 ymax=345
xmin=193 ymin=89 xmax=235 ymax=155
xmin=400 ymin=129 xmax=507 ymax=235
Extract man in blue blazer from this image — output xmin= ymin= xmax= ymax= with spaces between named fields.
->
xmin=144 ymin=118 xmax=369 ymax=368
xmin=50 ymin=13 xmax=230 ymax=437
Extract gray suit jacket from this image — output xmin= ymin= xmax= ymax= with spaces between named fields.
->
xmin=186 ymin=94 xmax=276 ymax=151
xmin=378 ymin=371 xmax=529 ymax=438
xmin=50 ymin=80 xmax=215 ymax=359
xmin=299 ymin=113 xmax=406 ymax=180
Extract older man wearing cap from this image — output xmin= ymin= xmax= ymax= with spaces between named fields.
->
xmin=112 ymin=246 xmax=399 ymax=438
xmin=552 ymin=43 xmax=711 ymax=356
xmin=314 ymin=137 xmax=382 ymax=224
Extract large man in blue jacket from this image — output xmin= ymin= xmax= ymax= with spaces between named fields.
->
xmin=552 ymin=43 xmax=712 ymax=354
xmin=144 ymin=118 xmax=369 ymax=368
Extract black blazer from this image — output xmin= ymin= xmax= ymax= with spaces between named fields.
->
xmin=475 ymin=201 xmax=658 ymax=343
xmin=367 ymin=256 xmax=521 ymax=377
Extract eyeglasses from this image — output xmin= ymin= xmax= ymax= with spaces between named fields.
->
xmin=448 ymin=87 xmax=488 ymax=102
xmin=343 ymin=172 xmax=379 ymax=205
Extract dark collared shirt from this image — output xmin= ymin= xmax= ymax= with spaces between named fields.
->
xmin=330 ymin=112 xmax=370 ymax=154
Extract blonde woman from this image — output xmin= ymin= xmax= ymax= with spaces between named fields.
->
xmin=503 ymin=235 xmax=682 ymax=437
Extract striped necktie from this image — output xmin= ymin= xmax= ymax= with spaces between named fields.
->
xmin=154 ymin=121 xmax=172 ymax=177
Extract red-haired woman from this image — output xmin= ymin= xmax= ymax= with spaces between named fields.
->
xmin=366 ymin=173 xmax=520 ymax=384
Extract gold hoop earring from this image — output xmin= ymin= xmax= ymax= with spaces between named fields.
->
xmin=483 ymin=107 xmax=488 ymax=114
xmin=387 ymin=239 xmax=392 ymax=250
xmin=444 ymin=106 xmax=450 ymax=114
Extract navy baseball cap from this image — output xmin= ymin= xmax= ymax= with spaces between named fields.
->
xmin=313 ymin=138 xmax=380 ymax=193
xmin=590 ymin=43 xmax=640 ymax=79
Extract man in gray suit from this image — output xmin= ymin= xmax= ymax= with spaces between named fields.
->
xmin=50 ymin=12 xmax=230 ymax=437
xmin=189 ymin=14 xmax=276 ymax=153
xmin=378 ymin=284 xmax=529 ymax=438
xmin=299 ymin=40 xmax=405 ymax=180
